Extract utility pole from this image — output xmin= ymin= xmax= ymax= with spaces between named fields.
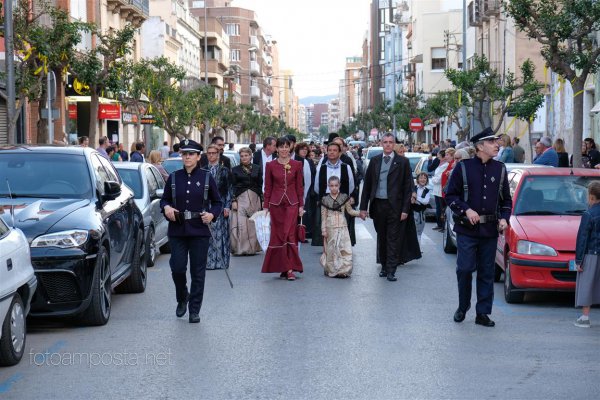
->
xmin=5 ymin=0 xmax=17 ymax=143
xmin=204 ymin=1 xmax=209 ymax=84
xmin=462 ymin=0 xmax=468 ymax=138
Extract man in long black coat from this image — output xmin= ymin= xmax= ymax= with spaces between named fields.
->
xmin=359 ymin=133 xmax=421 ymax=281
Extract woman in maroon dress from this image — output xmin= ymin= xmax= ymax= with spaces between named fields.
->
xmin=262 ymin=136 xmax=305 ymax=280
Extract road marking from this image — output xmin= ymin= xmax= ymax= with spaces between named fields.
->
xmin=355 ymin=223 xmax=373 ymax=240
xmin=421 ymin=232 xmax=436 ymax=246
xmin=0 ymin=373 xmax=23 ymax=394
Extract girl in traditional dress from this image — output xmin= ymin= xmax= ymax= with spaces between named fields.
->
xmin=261 ymin=136 xmax=304 ymax=281
xmin=411 ymin=172 xmax=430 ymax=245
xmin=320 ymin=176 xmax=360 ymax=278
xmin=206 ymin=144 xmax=233 ymax=270
xmin=574 ymin=181 xmax=600 ymax=328
xmin=230 ymin=147 xmax=263 ymax=255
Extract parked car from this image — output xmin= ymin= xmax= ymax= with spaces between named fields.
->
xmin=114 ymin=162 xmax=169 ymax=266
xmin=404 ymin=152 xmax=429 ymax=178
xmin=497 ymin=167 xmax=600 ymax=303
xmin=362 ymin=146 xmax=383 ymax=175
xmin=443 ymin=163 xmax=548 ymax=255
xmin=223 ymin=150 xmax=240 ymax=167
xmin=0 ymin=146 xmax=146 ymax=326
xmin=162 ymin=157 xmax=183 ymax=175
xmin=0 ymin=218 xmax=37 ymax=366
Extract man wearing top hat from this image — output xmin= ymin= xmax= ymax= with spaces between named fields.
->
xmin=445 ymin=128 xmax=512 ymax=327
xmin=160 ymin=139 xmax=223 ymax=324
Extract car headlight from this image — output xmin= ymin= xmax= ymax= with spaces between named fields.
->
xmin=516 ymin=240 xmax=557 ymax=256
xmin=31 ymin=230 xmax=89 ymax=248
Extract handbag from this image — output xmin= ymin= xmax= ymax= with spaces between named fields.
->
xmin=296 ymin=215 xmax=306 ymax=243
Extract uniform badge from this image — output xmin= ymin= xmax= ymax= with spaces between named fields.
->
xmin=184 ymin=139 xmax=189 ymax=146
xmin=196 ymin=181 xmax=201 ymax=187
xmin=491 ymin=177 xmax=496 ymax=183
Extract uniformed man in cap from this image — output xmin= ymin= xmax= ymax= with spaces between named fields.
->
xmin=160 ymin=139 xmax=223 ymax=324
xmin=445 ymin=128 xmax=512 ymax=327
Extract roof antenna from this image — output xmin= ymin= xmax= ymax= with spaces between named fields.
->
xmin=5 ymin=179 xmax=15 ymax=228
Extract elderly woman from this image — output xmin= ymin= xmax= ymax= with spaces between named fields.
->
xmin=148 ymin=150 xmax=169 ymax=181
xmin=230 ymin=147 xmax=263 ymax=255
xmin=205 ymin=144 xmax=233 ymax=270
xmin=262 ymin=136 xmax=304 ymax=281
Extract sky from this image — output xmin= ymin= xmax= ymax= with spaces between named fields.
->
xmin=232 ymin=0 xmax=371 ymax=99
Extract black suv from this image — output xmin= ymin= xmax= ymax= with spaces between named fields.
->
xmin=0 ymin=146 xmax=146 ymax=326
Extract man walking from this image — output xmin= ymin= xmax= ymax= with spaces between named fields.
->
xmin=201 ymin=136 xmax=231 ymax=169
xmin=159 ymin=141 xmax=171 ymax=160
xmin=359 ymin=133 xmax=419 ymax=281
xmin=130 ymin=142 xmax=145 ymax=163
xmin=160 ymin=139 xmax=223 ymax=323
xmin=253 ymin=136 xmax=277 ymax=192
xmin=445 ymin=128 xmax=512 ymax=327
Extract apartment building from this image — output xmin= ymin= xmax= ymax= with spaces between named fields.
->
xmin=328 ymin=98 xmax=340 ymax=133
xmin=280 ymin=69 xmax=297 ymax=129
xmin=298 ymin=104 xmax=307 ymax=135
xmin=192 ymin=0 xmax=274 ymax=116
xmin=312 ymin=103 xmax=328 ymax=132
xmin=341 ymin=57 xmax=363 ymax=125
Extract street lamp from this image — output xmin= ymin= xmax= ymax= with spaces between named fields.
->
xmin=385 ymin=23 xmax=399 ymax=136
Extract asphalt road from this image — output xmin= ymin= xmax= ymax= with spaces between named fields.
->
xmin=1 ymin=220 xmax=599 ymax=399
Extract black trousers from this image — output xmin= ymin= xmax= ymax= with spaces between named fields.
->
xmin=372 ymin=199 xmax=402 ymax=275
xmin=169 ymin=236 xmax=210 ymax=314
xmin=456 ymin=234 xmax=496 ymax=315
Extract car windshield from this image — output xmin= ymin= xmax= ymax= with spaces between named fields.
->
xmin=116 ymin=168 xmax=143 ymax=199
xmin=0 ymin=153 xmax=93 ymax=199
xmin=514 ymin=175 xmax=598 ymax=216
xmin=407 ymin=156 xmax=422 ymax=172
xmin=162 ymin=159 xmax=183 ymax=174
xmin=367 ymin=149 xmax=383 ymax=159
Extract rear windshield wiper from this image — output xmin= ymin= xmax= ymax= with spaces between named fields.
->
xmin=516 ymin=210 xmax=561 ymax=216
xmin=0 ymin=193 xmax=61 ymax=199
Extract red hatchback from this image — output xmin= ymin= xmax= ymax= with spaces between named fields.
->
xmin=496 ymin=167 xmax=600 ymax=303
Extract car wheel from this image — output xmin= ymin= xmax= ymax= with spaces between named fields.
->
xmin=504 ymin=256 xmax=525 ymax=304
xmin=146 ymin=227 xmax=156 ymax=268
xmin=443 ymin=219 xmax=457 ymax=254
xmin=0 ymin=293 xmax=26 ymax=366
xmin=118 ymin=229 xmax=147 ymax=293
xmin=81 ymin=246 xmax=111 ymax=326
xmin=159 ymin=241 xmax=171 ymax=254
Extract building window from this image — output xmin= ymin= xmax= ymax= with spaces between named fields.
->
xmin=230 ymin=49 xmax=240 ymax=61
xmin=226 ymin=24 xmax=240 ymax=36
xmin=380 ymin=37 xmax=385 ymax=60
xmin=192 ymin=1 xmax=205 ymax=7
xmin=431 ymin=47 xmax=446 ymax=70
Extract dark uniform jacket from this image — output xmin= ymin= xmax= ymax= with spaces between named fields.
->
xmin=200 ymin=153 xmax=231 ymax=169
xmin=160 ymin=166 xmax=223 ymax=237
xmin=445 ymin=156 xmax=512 ymax=238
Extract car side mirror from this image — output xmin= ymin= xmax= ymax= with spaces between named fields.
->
xmin=103 ymin=181 xmax=121 ymax=201
xmin=153 ymin=188 xmax=164 ymax=200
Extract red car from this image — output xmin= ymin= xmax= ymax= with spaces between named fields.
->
xmin=496 ymin=167 xmax=600 ymax=303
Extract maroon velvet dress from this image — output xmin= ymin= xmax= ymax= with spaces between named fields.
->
xmin=261 ymin=159 xmax=304 ymax=273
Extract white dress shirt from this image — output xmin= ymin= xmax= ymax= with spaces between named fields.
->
xmin=261 ymin=149 xmax=273 ymax=193
xmin=313 ymin=159 xmax=355 ymax=196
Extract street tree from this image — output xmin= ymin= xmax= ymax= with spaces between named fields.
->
xmin=69 ymin=24 xmax=136 ymax=147
xmin=444 ymin=55 xmax=544 ymax=140
xmin=0 ymin=0 xmax=91 ymax=143
xmin=426 ymin=90 xmax=471 ymax=141
xmin=506 ymin=0 xmax=600 ymax=167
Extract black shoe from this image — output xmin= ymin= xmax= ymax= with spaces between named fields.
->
xmin=176 ymin=297 xmax=188 ymax=318
xmin=454 ymin=308 xmax=466 ymax=322
xmin=379 ymin=270 xmax=387 ymax=278
xmin=189 ymin=313 xmax=200 ymax=323
xmin=475 ymin=314 xmax=495 ymax=327
xmin=386 ymin=273 xmax=397 ymax=282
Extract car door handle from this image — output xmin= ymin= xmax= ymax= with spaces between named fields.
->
xmin=7 ymin=258 xmax=12 ymax=271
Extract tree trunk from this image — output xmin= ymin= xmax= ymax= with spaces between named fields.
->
xmin=135 ymin=121 xmax=143 ymax=142
xmin=89 ymin=92 xmax=100 ymax=148
xmin=36 ymin=97 xmax=49 ymax=144
xmin=571 ymin=78 xmax=585 ymax=168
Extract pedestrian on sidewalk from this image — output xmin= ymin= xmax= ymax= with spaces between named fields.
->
xmin=160 ymin=139 xmax=223 ymax=324
xmin=445 ymin=128 xmax=512 ymax=327
xmin=573 ymin=181 xmax=600 ymax=328
xmin=261 ymin=136 xmax=305 ymax=281
xmin=359 ymin=133 xmax=421 ymax=282
xmin=431 ymin=150 xmax=449 ymax=231
xmin=320 ymin=176 xmax=361 ymax=278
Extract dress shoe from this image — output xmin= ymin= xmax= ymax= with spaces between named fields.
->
xmin=386 ymin=273 xmax=397 ymax=282
xmin=280 ymin=272 xmax=287 ymax=279
xmin=379 ymin=270 xmax=387 ymax=278
xmin=454 ymin=308 xmax=466 ymax=322
xmin=189 ymin=313 xmax=200 ymax=323
xmin=475 ymin=314 xmax=495 ymax=327
xmin=287 ymin=271 xmax=296 ymax=281
xmin=176 ymin=296 xmax=188 ymax=318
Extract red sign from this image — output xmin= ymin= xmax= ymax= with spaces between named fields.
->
xmin=68 ymin=104 xmax=77 ymax=119
xmin=409 ymin=117 xmax=424 ymax=132
xmin=98 ymin=104 xmax=121 ymax=120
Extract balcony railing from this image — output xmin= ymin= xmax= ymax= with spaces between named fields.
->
xmin=250 ymin=35 xmax=260 ymax=48
xmin=250 ymin=61 xmax=260 ymax=75
xmin=484 ymin=0 xmax=501 ymax=16
xmin=130 ymin=0 xmax=149 ymax=15
xmin=250 ymin=85 xmax=260 ymax=99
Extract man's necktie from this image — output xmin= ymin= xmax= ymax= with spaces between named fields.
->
xmin=384 ymin=155 xmax=391 ymax=164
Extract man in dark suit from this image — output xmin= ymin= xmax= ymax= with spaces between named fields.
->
xmin=253 ymin=136 xmax=277 ymax=193
xmin=201 ymin=136 xmax=231 ymax=169
xmin=359 ymin=133 xmax=420 ymax=281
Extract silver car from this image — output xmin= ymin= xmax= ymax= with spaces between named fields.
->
xmin=114 ymin=163 xmax=169 ymax=266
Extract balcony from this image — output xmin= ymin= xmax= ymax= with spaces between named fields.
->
xmin=250 ymin=61 xmax=260 ymax=75
xmin=250 ymin=35 xmax=260 ymax=48
xmin=468 ymin=0 xmax=482 ymax=27
xmin=403 ymin=64 xmax=415 ymax=78
xmin=250 ymin=85 xmax=260 ymax=99
xmin=484 ymin=0 xmax=501 ymax=16
xmin=107 ymin=0 xmax=149 ymax=27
